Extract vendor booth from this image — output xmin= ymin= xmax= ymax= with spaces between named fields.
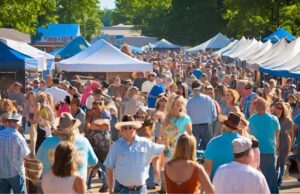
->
xmin=56 ymin=39 xmax=152 ymax=82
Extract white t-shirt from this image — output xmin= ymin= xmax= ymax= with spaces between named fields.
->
xmin=213 ymin=161 xmax=270 ymax=194
xmin=141 ymin=80 xmax=155 ymax=93
xmin=45 ymin=87 xmax=69 ymax=105
xmin=86 ymin=95 xmax=95 ymax=110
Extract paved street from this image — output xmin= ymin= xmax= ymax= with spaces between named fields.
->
xmin=89 ymin=174 xmax=300 ymax=193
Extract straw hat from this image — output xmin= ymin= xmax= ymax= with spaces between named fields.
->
xmin=115 ymin=121 xmax=143 ymax=130
xmin=7 ymin=112 xmax=22 ymax=126
xmin=93 ymin=118 xmax=110 ymax=126
xmin=53 ymin=112 xmax=81 ymax=135
xmin=115 ymin=115 xmax=142 ymax=130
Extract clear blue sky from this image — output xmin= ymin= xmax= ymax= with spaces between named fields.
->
xmin=100 ymin=0 xmax=115 ymax=9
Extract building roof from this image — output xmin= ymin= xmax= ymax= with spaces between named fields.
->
xmin=36 ymin=24 xmax=81 ymax=43
xmin=0 ymin=28 xmax=31 ymax=43
xmin=101 ymin=24 xmax=141 ymax=36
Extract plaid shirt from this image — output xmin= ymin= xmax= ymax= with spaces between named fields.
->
xmin=0 ymin=126 xmax=30 ymax=178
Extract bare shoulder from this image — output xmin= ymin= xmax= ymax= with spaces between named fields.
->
xmin=189 ymin=161 xmax=205 ymax=172
xmin=74 ymin=175 xmax=84 ymax=184
xmin=73 ymin=175 xmax=86 ymax=193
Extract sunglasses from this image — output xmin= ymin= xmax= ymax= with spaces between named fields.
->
xmin=122 ymin=125 xmax=136 ymax=130
xmin=276 ymin=106 xmax=283 ymax=110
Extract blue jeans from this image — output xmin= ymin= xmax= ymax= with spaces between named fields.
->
xmin=87 ymin=163 xmax=107 ymax=188
xmin=114 ymin=181 xmax=147 ymax=194
xmin=260 ymin=153 xmax=279 ymax=194
xmin=0 ymin=172 xmax=27 ymax=194
xmin=192 ymin=124 xmax=212 ymax=150
xmin=146 ymin=164 xmax=155 ymax=188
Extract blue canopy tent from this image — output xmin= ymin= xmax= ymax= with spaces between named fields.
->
xmin=0 ymin=41 xmax=38 ymax=70
xmin=262 ymin=28 xmax=296 ymax=44
xmin=51 ymin=36 xmax=90 ymax=59
xmin=0 ymin=41 xmax=39 ymax=88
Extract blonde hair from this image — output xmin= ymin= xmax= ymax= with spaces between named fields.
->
xmin=226 ymin=89 xmax=240 ymax=105
xmin=1 ymin=99 xmax=17 ymax=113
xmin=168 ymin=95 xmax=186 ymax=117
xmin=163 ymin=95 xmax=187 ymax=131
xmin=171 ymin=134 xmax=196 ymax=162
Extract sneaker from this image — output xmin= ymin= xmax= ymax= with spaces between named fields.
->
xmin=99 ymin=185 xmax=108 ymax=193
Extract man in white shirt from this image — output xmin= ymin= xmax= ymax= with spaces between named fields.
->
xmin=213 ymin=137 xmax=270 ymax=194
xmin=141 ymin=72 xmax=157 ymax=94
xmin=45 ymin=78 xmax=69 ymax=105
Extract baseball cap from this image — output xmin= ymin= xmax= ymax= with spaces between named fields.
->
xmin=232 ymin=137 xmax=252 ymax=154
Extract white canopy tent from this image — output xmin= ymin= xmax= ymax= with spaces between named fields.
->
xmin=186 ymin=33 xmax=231 ymax=52
xmin=0 ymin=37 xmax=54 ymax=71
xmin=288 ymin=54 xmax=300 ymax=78
xmin=257 ymin=52 xmax=300 ymax=78
xmin=150 ymin=39 xmax=180 ymax=49
xmin=213 ymin=40 xmax=238 ymax=56
xmin=222 ymin=37 xmax=248 ymax=57
xmin=56 ymin=39 xmax=152 ymax=72
xmin=227 ymin=39 xmax=261 ymax=59
xmin=236 ymin=40 xmax=264 ymax=61
xmin=242 ymin=40 xmax=272 ymax=61
xmin=246 ymin=39 xmax=288 ymax=70
xmin=260 ymin=38 xmax=300 ymax=70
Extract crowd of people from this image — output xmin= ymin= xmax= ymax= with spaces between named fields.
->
xmin=0 ymin=47 xmax=300 ymax=194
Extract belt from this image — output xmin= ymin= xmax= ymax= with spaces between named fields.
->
xmin=194 ymin=123 xmax=210 ymax=126
xmin=118 ymin=181 xmax=144 ymax=191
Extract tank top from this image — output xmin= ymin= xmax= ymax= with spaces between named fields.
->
xmin=165 ymin=163 xmax=200 ymax=194
xmin=42 ymin=171 xmax=77 ymax=194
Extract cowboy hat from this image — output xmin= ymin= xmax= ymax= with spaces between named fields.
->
xmin=93 ymin=118 xmax=111 ymax=126
xmin=53 ymin=112 xmax=81 ymax=135
xmin=222 ymin=112 xmax=241 ymax=131
xmin=115 ymin=121 xmax=143 ymax=130
xmin=7 ymin=112 xmax=22 ymax=126
xmin=115 ymin=115 xmax=142 ymax=130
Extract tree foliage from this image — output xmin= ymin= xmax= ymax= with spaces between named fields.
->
xmin=223 ymin=0 xmax=299 ymax=38
xmin=112 ymin=0 xmax=171 ymax=37
xmin=56 ymin=0 xmax=102 ymax=40
xmin=102 ymin=8 xmax=114 ymax=27
xmin=0 ymin=0 xmax=102 ymax=40
xmin=112 ymin=0 xmax=299 ymax=45
xmin=280 ymin=3 xmax=300 ymax=36
xmin=0 ymin=0 xmax=57 ymax=34
xmin=166 ymin=0 xmax=226 ymax=45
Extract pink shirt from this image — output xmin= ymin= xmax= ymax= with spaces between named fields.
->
xmin=57 ymin=103 xmax=71 ymax=117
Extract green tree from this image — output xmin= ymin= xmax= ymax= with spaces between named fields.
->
xmin=166 ymin=0 xmax=226 ymax=45
xmin=56 ymin=0 xmax=102 ymax=40
xmin=112 ymin=0 xmax=172 ymax=36
xmin=223 ymin=0 xmax=299 ymax=38
xmin=280 ymin=3 xmax=300 ymax=36
xmin=102 ymin=8 xmax=114 ymax=27
xmin=0 ymin=0 xmax=57 ymax=34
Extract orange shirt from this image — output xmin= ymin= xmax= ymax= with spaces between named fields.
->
xmin=165 ymin=163 xmax=200 ymax=194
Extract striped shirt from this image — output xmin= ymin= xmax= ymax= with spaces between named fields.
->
xmin=0 ymin=127 xmax=30 ymax=178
